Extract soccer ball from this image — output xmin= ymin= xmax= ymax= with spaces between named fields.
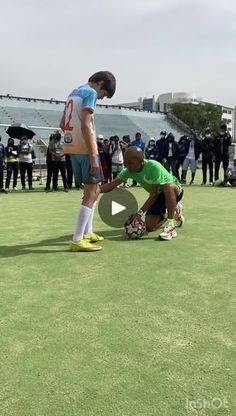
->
xmin=124 ymin=217 xmax=146 ymax=239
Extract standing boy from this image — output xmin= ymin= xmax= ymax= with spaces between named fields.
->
xmin=60 ymin=71 xmax=116 ymax=252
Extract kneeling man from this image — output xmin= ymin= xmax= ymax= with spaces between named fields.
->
xmin=100 ymin=146 xmax=184 ymax=240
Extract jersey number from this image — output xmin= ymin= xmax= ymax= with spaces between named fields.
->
xmin=65 ymin=99 xmax=74 ymax=131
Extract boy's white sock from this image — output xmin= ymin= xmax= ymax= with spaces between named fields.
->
xmin=73 ymin=205 xmax=92 ymax=242
xmin=84 ymin=202 xmax=96 ymax=236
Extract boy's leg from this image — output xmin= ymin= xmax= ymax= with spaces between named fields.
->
xmin=73 ymin=183 xmax=100 ymax=241
xmin=70 ymin=155 xmax=103 ymax=251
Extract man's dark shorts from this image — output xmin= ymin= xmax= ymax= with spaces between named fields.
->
xmin=146 ymin=188 xmax=184 ymax=217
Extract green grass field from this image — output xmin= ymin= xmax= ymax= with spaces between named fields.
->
xmin=0 ymin=182 xmax=235 ymax=416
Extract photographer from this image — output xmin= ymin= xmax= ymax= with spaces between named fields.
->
xmin=48 ymin=131 xmax=68 ymax=191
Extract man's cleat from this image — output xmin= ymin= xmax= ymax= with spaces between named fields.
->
xmin=84 ymin=233 xmax=104 ymax=243
xmin=174 ymin=202 xmax=185 ymax=228
xmin=159 ymin=224 xmax=177 ymax=241
xmin=69 ymin=240 xmax=102 ymax=252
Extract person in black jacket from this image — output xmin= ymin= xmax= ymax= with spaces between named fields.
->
xmin=0 ymin=135 xmax=6 ymax=193
xmin=156 ymin=131 xmax=167 ymax=164
xmin=44 ymin=135 xmax=54 ymax=192
xmin=5 ymin=138 xmax=19 ymax=191
xmin=162 ymin=132 xmax=179 ymax=177
xmin=181 ymin=132 xmax=201 ymax=185
xmin=214 ymin=124 xmax=231 ymax=184
xmin=145 ymin=138 xmax=158 ymax=160
xmin=201 ymin=128 xmax=214 ymax=185
xmin=176 ymin=135 xmax=189 ymax=181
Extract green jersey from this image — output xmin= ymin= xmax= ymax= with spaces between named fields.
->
xmin=118 ymin=159 xmax=180 ymax=193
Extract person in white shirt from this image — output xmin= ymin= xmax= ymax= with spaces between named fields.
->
xmin=108 ymin=135 xmax=125 ymax=179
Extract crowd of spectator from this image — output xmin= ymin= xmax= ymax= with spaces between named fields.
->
xmin=95 ymin=124 xmax=235 ymax=187
xmin=0 ymin=123 xmax=235 ymax=193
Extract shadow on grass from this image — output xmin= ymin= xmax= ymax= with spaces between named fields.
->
xmin=0 ymin=234 xmax=72 ymax=258
xmin=0 ymin=229 xmax=157 ymax=257
xmin=0 ymin=230 xmax=122 ymax=258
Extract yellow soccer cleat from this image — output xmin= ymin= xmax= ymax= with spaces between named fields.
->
xmin=83 ymin=233 xmax=104 ymax=243
xmin=69 ymin=240 xmax=102 ymax=252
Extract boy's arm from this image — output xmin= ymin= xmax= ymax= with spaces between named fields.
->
xmin=100 ymin=178 xmax=123 ymax=193
xmin=81 ymin=110 xmax=99 ymax=175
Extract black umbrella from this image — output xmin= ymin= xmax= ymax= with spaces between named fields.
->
xmin=6 ymin=123 xmax=35 ymax=140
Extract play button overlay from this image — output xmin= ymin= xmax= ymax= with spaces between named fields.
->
xmin=98 ymin=188 xmax=138 ymax=228
xmin=112 ymin=201 xmax=126 ymax=216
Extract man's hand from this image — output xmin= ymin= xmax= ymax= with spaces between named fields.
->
xmin=128 ymin=213 xmax=142 ymax=222
xmin=90 ymin=155 xmax=100 ymax=175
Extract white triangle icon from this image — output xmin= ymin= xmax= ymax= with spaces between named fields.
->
xmin=112 ymin=201 xmax=126 ymax=216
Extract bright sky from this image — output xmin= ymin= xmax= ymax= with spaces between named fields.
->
xmin=1 ymin=0 xmax=236 ymax=107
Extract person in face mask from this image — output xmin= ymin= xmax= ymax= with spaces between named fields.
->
xmin=214 ymin=124 xmax=231 ymax=184
xmin=19 ymin=135 xmax=36 ymax=190
xmin=156 ymin=131 xmax=167 ymax=164
xmin=5 ymin=137 xmax=19 ymax=192
xmin=145 ymin=138 xmax=158 ymax=160
xmin=201 ymin=128 xmax=214 ymax=185
xmin=162 ymin=132 xmax=179 ymax=177
xmin=181 ymin=131 xmax=201 ymax=185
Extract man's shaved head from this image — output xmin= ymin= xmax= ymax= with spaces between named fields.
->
xmin=124 ymin=146 xmax=144 ymax=162
xmin=124 ymin=146 xmax=144 ymax=172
